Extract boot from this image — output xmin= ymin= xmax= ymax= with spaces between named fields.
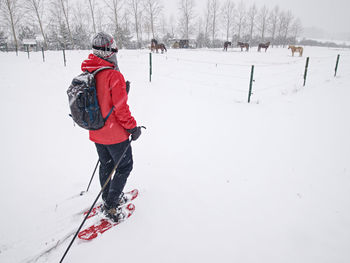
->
xmin=102 ymin=203 xmax=127 ymax=223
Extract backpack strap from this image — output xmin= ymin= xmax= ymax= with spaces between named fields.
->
xmin=104 ymin=106 xmax=114 ymax=122
xmin=92 ymin=66 xmax=115 ymax=123
xmin=92 ymin=66 xmax=114 ymax=76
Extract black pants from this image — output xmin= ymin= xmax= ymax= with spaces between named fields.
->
xmin=95 ymin=139 xmax=133 ymax=208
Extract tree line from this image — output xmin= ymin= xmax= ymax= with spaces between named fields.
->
xmin=0 ymin=0 xmax=303 ymax=50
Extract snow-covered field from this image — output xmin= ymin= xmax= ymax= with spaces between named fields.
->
xmin=0 ymin=46 xmax=350 ymax=263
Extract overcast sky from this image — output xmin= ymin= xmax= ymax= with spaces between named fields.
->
xmin=163 ymin=0 xmax=350 ymax=35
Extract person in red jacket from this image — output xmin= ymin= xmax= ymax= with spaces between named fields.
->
xmin=81 ymin=32 xmax=142 ymax=221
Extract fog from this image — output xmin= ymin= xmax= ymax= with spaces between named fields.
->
xmin=163 ymin=0 xmax=350 ymax=37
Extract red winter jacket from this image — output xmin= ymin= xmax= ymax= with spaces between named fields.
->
xmin=81 ymin=54 xmax=136 ymax=145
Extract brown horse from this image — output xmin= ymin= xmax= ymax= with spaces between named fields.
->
xmin=223 ymin=41 xmax=231 ymax=51
xmin=151 ymin=39 xmax=167 ymax=54
xmin=258 ymin=41 xmax=270 ymax=52
xmin=237 ymin=42 xmax=249 ymax=51
xmin=288 ymin=45 xmax=303 ymax=57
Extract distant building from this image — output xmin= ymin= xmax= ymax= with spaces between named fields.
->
xmin=22 ymin=39 xmax=37 ymax=51
xmin=169 ymin=38 xmax=197 ymax=49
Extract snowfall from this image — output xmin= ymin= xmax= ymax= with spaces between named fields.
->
xmin=0 ymin=44 xmax=349 ymax=263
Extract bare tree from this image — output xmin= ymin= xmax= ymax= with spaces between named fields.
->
xmin=203 ymin=0 xmax=210 ymax=40
xmin=268 ymin=5 xmax=279 ymax=46
xmin=129 ymin=0 xmax=143 ymax=48
xmin=95 ymin=6 xmax=108 ymax=32
xmin=246 ymin=3 xmax=257 ymax=42
xmin=105 ymin=0 xmax=123 ymax=31
xmin=160 ymin=14 xmax=167 ymax=36
xmin=0 ymin=0 xmax=21 ymax=50
xmin=196 ymin=16 xmax=202 ymax=36
xmin=23 ymin=0 xmax=48 ymax=48
xmin=122 ymin=10 xmax=130 ymax=31
xmin=235 ymin=0 xmax=245 ymax=42
xmin=202 ymin=0 xmax=220 ymax=45
xmin=210 ymin=0 xmax=219 ymax=43
xmin=221 ymin=0 xmax=234 ymax=41
xmin=282 ymin=10 xmax=293 ymax=46
xmin=144 ymin=0 xmax=163 ymax=39
xmin=47 ymin=1 xmax=62 ymax=47
xmin=276 ymin=10 xmax=286 ymax=45
xmin=143 ymin=19 xmax=151 ymax=40
xmin=86 ymin=0 xmax=97 ymax=34
xmin=290 ymin=18 xmax=302 ymax=40
xmin=119 ymin=9 xmax=133 ymax=47
xmin=178 ymin=0 xmax=196 ymax=39
xmin=71 ymin=2 xmax=91 ymax=48
xmin=104 ymin=0 xmax=124 ymax=47
xmin=138 ymin=10 xmax=144 ymax=42
xmin=169 ymin=14 xmax=176 ymax=37
xmin=58 ymin=0 xmax=74 ymax=46
xmin=256 ymin=5 xmax=268 ymax=41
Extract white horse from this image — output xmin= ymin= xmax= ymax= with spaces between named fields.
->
xmin=288 ymin=45 xmax=303 ymax=57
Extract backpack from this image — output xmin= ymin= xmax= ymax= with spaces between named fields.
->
xmin=67 ymin=67 xmax=114 ymax=130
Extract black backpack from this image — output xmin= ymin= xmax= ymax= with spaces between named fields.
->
xmin=67 ymin=67 xmax=114 ymax=130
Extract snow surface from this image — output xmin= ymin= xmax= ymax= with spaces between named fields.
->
xmin=0 ymin=46 xmax=350 ymax=263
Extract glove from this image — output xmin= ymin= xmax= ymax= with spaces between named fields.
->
xmin=127 ymin=126 xmax=142 ymax=141
xmin=126 ymin=81 xmax=130 ymax=94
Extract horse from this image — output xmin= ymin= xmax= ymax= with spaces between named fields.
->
xmin=151 ymin=39 xmax=167 ymax=54
xmin=288 ymin=45 xmax=303 ymax=57
xmin=223 ymin=41 xmax=231 ymax=51
xmin=258 ymin=41 xmax=270 ymax=52
xmin=237 ymin=42 xmax=249 ymax=51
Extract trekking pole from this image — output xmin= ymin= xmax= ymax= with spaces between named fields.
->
xmin=80 ymin=159 xmax=100 ymax=196
xmin=60 ymin=140 xmax=132 ymax=263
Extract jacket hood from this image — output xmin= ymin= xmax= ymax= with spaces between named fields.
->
xmin=81 ymin=54 xmax=115 ymax=73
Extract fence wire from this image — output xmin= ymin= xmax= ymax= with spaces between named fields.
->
xmin=4 ymin=48 xmax=349 ymax=103
xmin=149 ymin=49 xmax=348 ymax=103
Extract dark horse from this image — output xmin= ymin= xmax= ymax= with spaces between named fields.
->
xmin=151 ymin=39 xmax=167 ymax=53
xmin=237 ymin=42 xmax=249 ymax=51
xmin=258 ymin=41 xmax=270 ymax=52
xmin=223 ymin=41 xmax=232 ymax=51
